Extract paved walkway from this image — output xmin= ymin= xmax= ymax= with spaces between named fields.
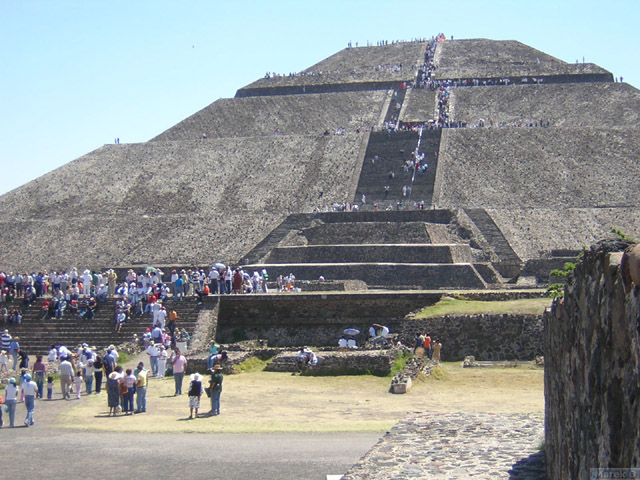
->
xmin=0 ymin=373 xmax=378 ymax=480
xmin=342 ymin=412 xmax=545 ymax=479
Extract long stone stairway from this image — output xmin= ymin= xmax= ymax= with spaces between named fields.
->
xmin=355 ymin=129 xmax=441 ymax=207
xmin=4 ymin=297 xmax=204 ymax=355
xmin=464 ymin=208 xmax=522 ymax=278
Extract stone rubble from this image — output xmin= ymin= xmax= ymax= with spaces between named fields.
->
xmin=342 ymin=412 xmax=545 ymax=480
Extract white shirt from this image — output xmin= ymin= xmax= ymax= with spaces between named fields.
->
xmin=22 ymin=380 xmax=38 ymax=396
xmin=4 ymin=383 xmax=18 ymax=401
xmin=48 ymin=348 xmax=58 ymax=362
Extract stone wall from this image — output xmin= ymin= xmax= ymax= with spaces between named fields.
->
xmin=215 ymin=292 xmax=442 ymax=347
xmin=399 ymin=314 xmax=543 ymax=361
xmin=213 ymin=293 xmax=542 ymax=360
xmin=265 ymin=350 xmax=395 ymax=376
xmin=544 ymin=239 xmax=640 ymax=479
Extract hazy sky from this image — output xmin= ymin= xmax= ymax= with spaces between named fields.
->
xmin=1 ymin=0 xmax=638 ymax=196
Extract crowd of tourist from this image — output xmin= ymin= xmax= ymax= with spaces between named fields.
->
xmin=0 ymin=334 xmax=227 ymax=427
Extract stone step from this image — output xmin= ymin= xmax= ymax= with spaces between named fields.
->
xmin=302 ymin=221 xmax=432 ymax=245
xmin=265 ymin=244 xmax=473 ymax=264
xmin=240 ymin=262 xmax=487 ymax=289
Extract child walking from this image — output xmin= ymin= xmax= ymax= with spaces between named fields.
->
xmin=46 ymin=376 xmax=54 ymax=400
xmin=75 ymin=370 xmax=83 ymax=399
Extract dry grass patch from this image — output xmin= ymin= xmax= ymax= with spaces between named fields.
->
xmin=51 ymin=361 xmax=543 ymax=434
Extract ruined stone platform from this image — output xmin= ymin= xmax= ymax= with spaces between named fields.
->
xmin=343 ymin=412 xmax=545 ymax=479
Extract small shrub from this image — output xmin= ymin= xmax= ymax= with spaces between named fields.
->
xmin=611 ymin=228 xmax=637 ymax=243
xmin=389 ymin=350 xmax=413 ymax=377
xmin=547 ymin=283 xmax=565 ymax=300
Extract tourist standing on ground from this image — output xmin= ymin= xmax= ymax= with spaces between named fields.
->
xmin=423 ymin=333 xmax=432 ymax=359
xmin=22 ymin=373 xmax=37 ymax=426
xmin=74 ymin=370 xmax=83 ymax=399
xmin=157 ymin=345 xmax=168 ymax=378
xmin=170 ymin=347 xmax=187 ymax=395
xmin=4 ymin=377 xmax=18 ymax=427
xmin=9 ymin=336 xmax=19 ymax=370
xmin=93 ymin=356 xmax=104 ymax=393
xmin=134 ymin=362 xmax=147 ymax=413
xmin=146 ymin=341 xmax=159 ymax=377
xmin=58 ymin=356 xmax=74 ymax=400
xmin=0 ymin=350 xmax=7 ymax=373
xmin=122 ymin=368 xmax=136 ymax=414
xmin=107 ymin=366 xmax=123 ymax=416
xmin=187 ymin=373 xmax=203 ymax=419
xmin=432 ymin=340 xmax=442 ymax=364
xmin=209 ymin=364 xmax=223 ymax=416
xmin=32 ymin=355 xmax=46 ymax=398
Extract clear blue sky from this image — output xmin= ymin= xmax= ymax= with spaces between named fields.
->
xmin=1 ymin=0 xmax=638 ymax=196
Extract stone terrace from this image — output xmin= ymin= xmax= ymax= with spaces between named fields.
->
xmin=434 ymin=39 xmax=610 ymax=80
xmin=450 ymin=82 xmax=640 ymax=128
xmin=435 ymin=127 xmax=640 ymax=210
xmin=151 ymin=91 xmax=390 ymax=141
xmin=0 ymin=134 xmax=367 ymax=271
xmin=488 ymin=207 xmax=640 ymax=264
xmin=239 ymin=42 xmax=426 ymax=92
xmin=400 ymin=88 xmax=437 ymax=123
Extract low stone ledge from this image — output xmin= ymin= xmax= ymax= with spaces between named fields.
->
xmin=266 ymin=349 xmax=395 ymax=376
xmin=390 ymin=355 xmax=434 ymax=394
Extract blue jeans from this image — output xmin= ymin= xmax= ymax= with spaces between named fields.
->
xmin=24 ymin=395 xmax=35 ymax=425
xmin=150 ymin=356 xmax=158 ymax=376
xmin=124 ymin=388 xmax=135 ymax=412
xmin=11 ymin=352 xmax=18 ymax=370
xmin=174 ymin=372 xmax=184 ymax=395
xmin=84 ymin=376 xmax=94 ymax=395
xmin=210 ymin=389 xmax=221 ymax=414
xmin=136 ymin=387 xmax=147 ymax=412
xmin=35 ymin=372 xmax=45 ymax=398
xmin=6 ymin=399 xmax=16 ymax=427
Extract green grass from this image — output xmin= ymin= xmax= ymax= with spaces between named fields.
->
xmin=235 ymin=356 xmax=269 ymax=373
xmin=116 ymin=351 xmax=132 ymax=366
xmin=414 ymin=296 xmax=551 ymax=319
xmin=389 ymin=350 xmax=412 ymax=377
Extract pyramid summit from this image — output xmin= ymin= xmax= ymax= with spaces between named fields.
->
xmin=2 ymin=36 xmax=639 ymax=289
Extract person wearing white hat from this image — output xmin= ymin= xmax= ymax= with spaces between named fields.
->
xmin=187 ymin=373 xmax=203 ymax=419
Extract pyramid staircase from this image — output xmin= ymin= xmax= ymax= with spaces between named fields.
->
xmin=241 ymin=210 xmax=497 ymax=290
xmin=3 ymin=297 xmax=204 ymax=355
